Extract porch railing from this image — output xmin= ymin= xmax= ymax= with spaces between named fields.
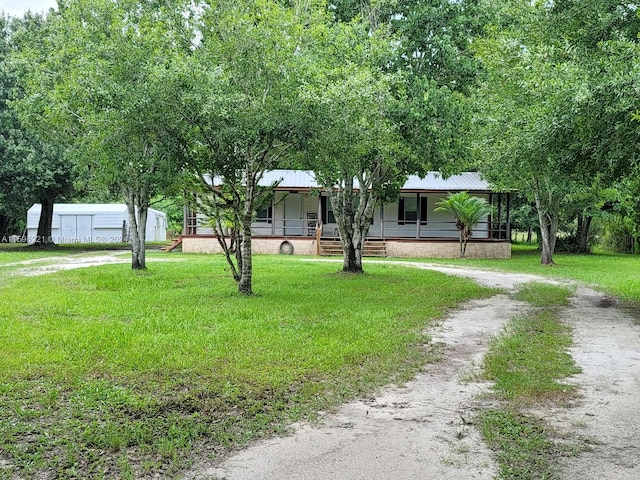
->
xmin=251 ymin=217 xmax=509 ymax=240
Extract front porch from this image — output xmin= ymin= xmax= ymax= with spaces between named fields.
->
xmin=182 ymin=170 xmax=512 ymax=259
xmin=181 ymin=234 xmax=512 ymax=259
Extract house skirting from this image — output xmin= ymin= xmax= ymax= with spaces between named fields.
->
xmin=181 ymin=236 xmax=511 ymax=259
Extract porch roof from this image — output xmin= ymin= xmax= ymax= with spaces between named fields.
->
xmin=258 ymin=170 xmax=492 ymax=192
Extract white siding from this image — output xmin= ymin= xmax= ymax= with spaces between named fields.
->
xmin=26 ymin=204 xmax=166 ymax=243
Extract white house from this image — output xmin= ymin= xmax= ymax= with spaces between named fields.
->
xmin=182 ymin=170 xmax=512 ymax=259
xmin=27 ymin=204 xmax=167 ymax=244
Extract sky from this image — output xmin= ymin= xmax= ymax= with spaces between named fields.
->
xmin=1 ymin=0 xmax=57 ymax=18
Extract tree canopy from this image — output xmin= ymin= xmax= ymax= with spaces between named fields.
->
xmin=472 ymin=0 xmax=640 ymax=264
xmin=1 ymin=14 xmax=71 ymax=242
xmin=4 ymin=0 xmax=640 ymax=284
xmin=13 ymin=0 xmax=190 ymax=266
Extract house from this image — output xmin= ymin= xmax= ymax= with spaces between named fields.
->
xmin=182 ymin=170 xmax=511 ymax=259
xmin=26 ymin=203 xmax=167 ymax=244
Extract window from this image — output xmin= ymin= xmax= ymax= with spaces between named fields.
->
xmin=420 ymin=197 xmax=428 ymax=224
xmin=398 ymin=195 xmax=428 ymax=225
xmin=321 ymin=196 xmax=336 ymax=224
xmin=255 ymin=205 xmax=273 ymax=223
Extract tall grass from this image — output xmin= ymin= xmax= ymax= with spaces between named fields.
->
xmin=0 ymin=254 xmax=493 ymax=479
xmin=479 ymin=282 xmax=582 ymax=479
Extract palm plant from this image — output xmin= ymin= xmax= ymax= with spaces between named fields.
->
xmin=435 ymin=191 xmax=494 ymax=257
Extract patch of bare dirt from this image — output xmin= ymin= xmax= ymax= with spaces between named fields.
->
xmin=541 ymin=287 xmax=640 ymax=479
xmin=3 ymin=251 xmax=177 ymax=276
xmin=3 ymin=251 xmax=131 ymax=276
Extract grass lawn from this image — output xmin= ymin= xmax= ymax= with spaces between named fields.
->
xmin=0 ymin=252 xmax=493 ymax=479
xmin=406 ymin=245 xmax=640 ymax=303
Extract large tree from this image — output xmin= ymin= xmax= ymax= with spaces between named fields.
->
xmin=473 ymin=0 xmax=640 ymax=264
xmin=167 ymin=0 xmax=320 ymax=293
xmin=304 ymin=0 xmax=483 ymax=273
xmin=301 ymin=18 xmax=408 ymax=273
xmin=13 ymin=0 xmax=190 ymax=266
xmin=1 ymin=13 xmax=72 ymax=243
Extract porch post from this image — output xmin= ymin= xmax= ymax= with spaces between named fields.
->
xmin=271 ymin=194 xmax=276 ymax=236
xmin=318 ymin=194 xmax=323 ymax=237
xmin=415 ymin=192 xmax=420 ymax=239
xmin=496 ymin=193 xmax=503 ymax=240
xmin=505 ymin=193 xmax=511 ymax=240
xmin=380 ymin=204 xmax=385 ymax=239
xmin=183 ymin=203 xmax=188 ymax=235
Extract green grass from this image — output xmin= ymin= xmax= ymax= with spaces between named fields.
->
xmin=479 ymin=282 xmax=582 ymax=479
xmin=408 ymin=245 xmax=640 ymax=303
xmin=478 ymin=410 xmax=558 ymax=480
xmin=514 ymin=282 xmax=574 ymax=308
xmin=483 ymin=310 xmax=580 ymax=401
xmin=0 ymin=253 xmax=493 ymax=479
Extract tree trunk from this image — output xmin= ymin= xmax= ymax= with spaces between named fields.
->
xmin=576 ymin=214 xmax=592 ymax=254
xmin=238 ymin=205 xmax=254 ymax=295
xmin=213 ymin=216 xmax=240 ymax=282
xmin=343 ymin=243 xmax=361 ymax=273
xmin=35 ymin=195 xmax=56 ymax=245
xmin=534 ymin=192 xmax=558 ymax=266
xmin=238 ymin=172 xmax=255 ymax=295
xmin=462 ymin=233 xmax=471 ymax=257
xmin=234 ymin=229 xmax=243 ymax=279
xmin=125 ymin=191 xmax=148 ymax=270
xmin=328 ymin=178 xmax=377 ymax=274
xmin=0 ymin=213 xmax=8 ymax=238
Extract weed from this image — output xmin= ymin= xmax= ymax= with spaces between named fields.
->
xmin=483 ymin=310 xmax=580 ymax=401
xmin=478 ymin=410 xmax=557 ymax=479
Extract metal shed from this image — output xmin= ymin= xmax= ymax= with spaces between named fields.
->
xmin=26 ymin=203 xmax=167 ymax=244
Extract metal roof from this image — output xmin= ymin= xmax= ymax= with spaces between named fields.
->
xmin=261 ymin=170 xmax=320 ymax=189
xmin=258 ymin=170 xmax=491 ymax=192
xmin=28 ymin=204 xmax=166 ymax=215
xmin=402 ymin=172 xmax=490 ymax=191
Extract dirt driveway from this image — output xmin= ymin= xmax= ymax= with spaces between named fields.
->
xmin=6 ymin=255 xmax=640 ymax=479
xmin=185 ymin=262 xmax=640 ymax=480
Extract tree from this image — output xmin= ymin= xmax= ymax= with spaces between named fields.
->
xmin=13 ymin=0 xmax=190 ymax=267
xmin=303 ymin=1 xmax=483 ymax=273
xmin=473 ymin=0 xmax=640 ymax=264
xmin=167 ymin=0 xmax=320 ymax=293
xmin=307 ymin=68 xmax=407 ymax=273
xmin=1 ymin=14 xmax=72 ymax=244
xmin=435 ymin=191 xmax=494 ymax=257
xmin=300 ymin=16 xmax=409 ymax=273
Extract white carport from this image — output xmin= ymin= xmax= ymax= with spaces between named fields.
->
xmin=26 ymin=204 xmax=167 ymax=244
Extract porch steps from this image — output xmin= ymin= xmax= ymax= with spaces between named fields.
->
xmin=319 ymin=238 xmax=387 ymax=257
xmin=162 ymin=236 xmax=183 ymax=252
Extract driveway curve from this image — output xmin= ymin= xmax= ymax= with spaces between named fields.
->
xmin=186 ymin=261 xmax=640 ymax=480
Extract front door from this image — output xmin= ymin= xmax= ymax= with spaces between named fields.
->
xmin=284 ymin=194 xmax=303 ymax=236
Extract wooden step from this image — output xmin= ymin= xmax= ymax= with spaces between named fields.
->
xmin=319 ymin=240 xmax=386 ymax=257
xmin=162 ymin=236 xmax=183 ymax=252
